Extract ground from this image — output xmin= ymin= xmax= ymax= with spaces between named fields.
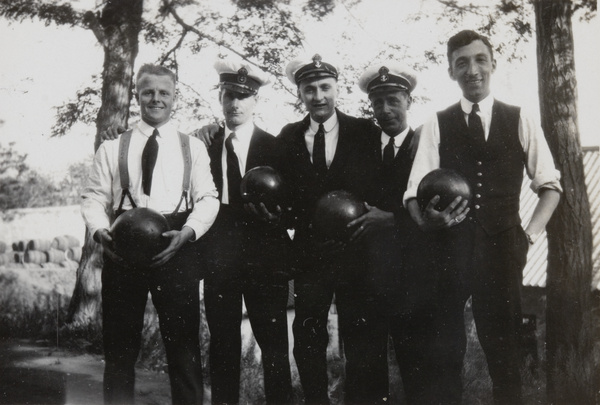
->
xmin=0 ymin=338 xmax=171 ymax=405
xmin=1 ymin=265 xmax=598 ymax=404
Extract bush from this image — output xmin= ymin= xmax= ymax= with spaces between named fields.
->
xmin=0 ymin=142 xmax=92 ymax=211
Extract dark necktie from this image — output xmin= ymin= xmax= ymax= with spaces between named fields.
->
xmin=383 ymin=136 xmax=396 ymax=166
xmin=313 ymin=123 xmax=327 ymax=175
xmin=141 ymin=128 xmax=159 ymax=196
xmin=225 ymin=132 xmax=242 ymax=204
xmin=469 ymin=103 xmax=485 ymax=143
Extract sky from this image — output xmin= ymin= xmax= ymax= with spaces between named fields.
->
xmin=0 ymin=1 xmax=598 ymax=181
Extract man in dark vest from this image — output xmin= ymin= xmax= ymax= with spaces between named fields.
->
xmin=403 ymin=30 xmax=561 ymax=404
xmin=276 ymin=54 xmax=389 ymax=405
xmin=202 ymin=60 xmax=293 ymax=405
xmin=348 ymin=63 xmax=449 ymax=404
xmin=81 ymin=64 xmax=220 ymax=405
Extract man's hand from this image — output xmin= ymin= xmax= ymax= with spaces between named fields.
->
xmin=94 ymin=228 xmax=124 ymax=264
xmin=190 ymin=124 xmax=220 ymax=147
xmin=408 ymin=196 xmax=469 ymax=232
xmin=347 ymin=203 xmax=393 ymax=243
xmin=100 ymin=125 xmax=127 ymax=141
xmin=245 ymin=202 xmax=284 ymax=226
xmin=151 ymin=226 xmax=195 ymax=267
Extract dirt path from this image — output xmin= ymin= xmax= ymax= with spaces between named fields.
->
xmin=0 ymin=339 xmax=171 ymax=405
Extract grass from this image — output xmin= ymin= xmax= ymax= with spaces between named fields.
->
xmin=2 ymin=267 xmax=598 ymax=405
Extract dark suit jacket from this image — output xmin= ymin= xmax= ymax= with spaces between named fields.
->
xmin=362 ymin=127 xmax=440 ymax=314
xmin=277 ymin=109 xmax=380 ymax=262
xmin=203 ymin=125 xmax=291 ymax=270
xmin=365 ymin=127 xmax=417 ymax=224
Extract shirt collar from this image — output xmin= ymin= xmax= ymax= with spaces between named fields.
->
xmin=382 ymin=126 xmax=410 ymax=148
xmin=461 ymin=94 xmax=494 ymax=116
xmin=138 ymin=120 xmax=177 ymax=139
xmin=310 ymin=112 xmax=338 ymax=133
xmin=225 ymin=120 xmax=254 ymax=143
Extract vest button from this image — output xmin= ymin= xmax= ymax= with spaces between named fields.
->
xmin=475 ymin=204 xmax=481 ymax=209
xmin=476 ymin=183 xmax=482 ymax=187
xmin=476 ymin=161 xmax=482 ymax=165
xmin=477 ymin=172 xmax=483 ymax=177
xmin=475 ymin=194 xmax=481 ymax=198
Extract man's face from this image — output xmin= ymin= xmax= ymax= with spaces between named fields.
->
xmin=136 ymin=73 xmax=176 ymax=127
xmin=448 ymin=39 xmax=496 ymax=103
xmin=298 ymin=77 xmax=338 ymax=123
xmin=369 ymin=89 xmax=412 ymax=137
xmin=220 ymin=89 xmax=257 ymax=130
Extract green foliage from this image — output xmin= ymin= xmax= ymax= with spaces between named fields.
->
xmin=302 ymin=0 xmax=336 ymax=20
xmin=0 ymin=143 xmax=92 ymax=211
xmin=51 ymin=80 xmax=101 ymax=137
xmin=0 ymin=142 xmax=27 ymax=176
xmin=0 ymin=0 xmax=83 ymax=27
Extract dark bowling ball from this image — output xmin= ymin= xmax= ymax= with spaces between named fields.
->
xmin=110 ymin=207 xmax=170 ymax=266
xmin=240 ymin=166 xmax=285 ymax=211
xmin=311 ymin=190 xmax=367 ymax=241
xmin=416 ymin=168 xmax=472 ymax=211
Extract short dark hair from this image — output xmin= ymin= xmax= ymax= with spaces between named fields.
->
xmin=135 ymin=64 xmax=177 ymax=88
xmin=447 ymin=30 xmax=494 ymax=67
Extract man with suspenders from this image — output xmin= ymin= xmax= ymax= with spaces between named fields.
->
xmin=82 ymin=64 xmax=219 ymax=405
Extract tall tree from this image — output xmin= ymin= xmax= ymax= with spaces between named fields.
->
xmin=68 ymin=0 xmax=144 ymax=327
xmin=0 ymin=0 xmax=144 ymax=327
xmin=533 ymin=1 xmax=596 ymax=403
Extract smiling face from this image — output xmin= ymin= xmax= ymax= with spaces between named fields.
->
xmin=298 ymin=77 xmax=338 ymax=123
xmin=448 ymin=39 xmax=496 ymax=103
xmin=369 ymin=89 xmax=412 ymax=137
xmin=219 ymin=89 xmax=257 ymax=131
xmin=136 ymin=73 xmax=176 ymax=127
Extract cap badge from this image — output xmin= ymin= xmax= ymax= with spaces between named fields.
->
xmin=237 ymin=67 xmax=248 ymax=83
xmin=313 ymin=54 xmax=322 ymax=68
xmin=378 ymin=66 xmax=389 ymax=82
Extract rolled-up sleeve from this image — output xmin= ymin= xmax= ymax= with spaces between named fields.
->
xmin=519 ymin=108 xmax=562 ymax=194
xmin=403 ymin=114 xmax=441 ymax=206
xmin=185 ymin=138 xmax=219 ymax=241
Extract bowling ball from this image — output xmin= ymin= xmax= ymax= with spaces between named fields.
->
xmin=416 ymin=168 xmax=472 ymax=211
xmin=110 ymin=207 xmax=170 ymax=266
xmin=311 ymin=190 xmax=367 ymax=241
xmin=240 ymin=166 xmax=285 ymax=211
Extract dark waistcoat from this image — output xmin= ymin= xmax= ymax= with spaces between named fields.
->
xmin=368 ymin=128 xmax=416 ymax=213
xmin=438 ymin=100 xmax=523 ymax=235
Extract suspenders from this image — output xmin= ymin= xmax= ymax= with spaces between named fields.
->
xmin=117 ymin=129 xmax=193 ymax=214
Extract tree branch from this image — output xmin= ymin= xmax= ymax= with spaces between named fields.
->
xmin=82 ymin=10 xmax=106 ymax=46
xmin=162 ymin=0 xmax=265 ymax=70
xmin=160 ymin=27 xmax=188 ymax=65
xmin=161 ymin=0 xmax=298 ymax=98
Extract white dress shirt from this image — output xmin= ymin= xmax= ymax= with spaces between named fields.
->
xmin=381 ymin=126 xmax=411 ymax=159
xmin=304 ymin=113 xmax=340 ymax=168
xmin=81 ymin=120 xmax=219 ymax=241
xmin=404 ymin=94 xmax=562 ymax=205
xmin=221 ymin=121 xmax=255 ymax=205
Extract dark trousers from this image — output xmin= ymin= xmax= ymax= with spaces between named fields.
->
xmin=292 ymin=250 xmax=389 ymax=405
xmin=437 ymin=221 xmax=529 ymax=405
xmin=204 ymin=265 xmax=292 ymax=405
xmin=368 ymin=224 xmax=449 ymax=405
xmin=101 ymin=239 xmax=204 ymax=405
xmin=203 ymin=207 xmax=293 ymax=405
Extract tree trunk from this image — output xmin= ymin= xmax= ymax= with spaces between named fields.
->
xmin=67 ymin=0 xmax=143 ymax=328
xmin=533 ymin=1 xmax=596 ymax=403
